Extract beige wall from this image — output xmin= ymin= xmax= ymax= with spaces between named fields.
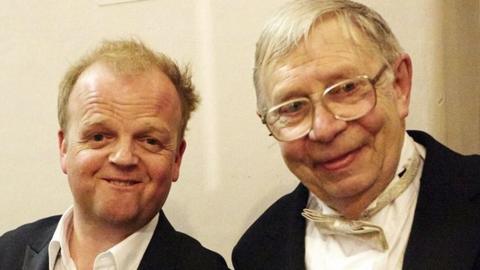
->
xmin=0 ymin=0 xmax=478 ymax=267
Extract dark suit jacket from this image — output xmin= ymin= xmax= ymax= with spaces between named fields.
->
xmin=0 ymin=211 xmax=228 ymax=270
xmin=232 ymin=131 xmax=480 ymax=270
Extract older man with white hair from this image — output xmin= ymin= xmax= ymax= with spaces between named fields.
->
xmin=233 ymin=1 xmax=480 ymax=269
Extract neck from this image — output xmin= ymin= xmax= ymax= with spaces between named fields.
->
xmin=68 ymin=211 xmax=135 ymax=270
xmin=327 ymin=181 xmax=390 ymax=220
xmin=325 ymin=177 xmax=393 ymax=219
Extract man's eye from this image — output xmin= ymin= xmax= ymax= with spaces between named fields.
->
xmin=92 ymin=134 xmax=104 ymax=141
xmin=325 ymin=80 xmax=364 ymax=100
xmin=140 ymin=137 xmax=165 ymax=152
xmin=278 ymin=100 xmax=308 ymax=114
xmin=85 ymin=133 xmax=111 ymax=148
xmin=146 ymin=138 xmax=159 ymax=145
xmin=342 ymin=82 xmax=358 ymax=93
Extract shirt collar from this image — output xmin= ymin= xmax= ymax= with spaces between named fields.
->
xmin=48 ymin=207 xmax=159 ymax=270
xmin=48 ymin=206 xmax=75 ymax=270
xmin=106 ymin=213 xmax=158 ymax=270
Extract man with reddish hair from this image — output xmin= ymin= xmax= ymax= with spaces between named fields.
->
xmin=0 ymin=39 xmax=228 ymax=270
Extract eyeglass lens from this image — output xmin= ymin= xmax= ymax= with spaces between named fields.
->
xmin=266 ymin=76 xmax=376 ymax=141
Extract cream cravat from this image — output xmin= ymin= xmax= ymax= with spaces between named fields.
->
xmin=302 ymin=149 xmax=421 ymax=251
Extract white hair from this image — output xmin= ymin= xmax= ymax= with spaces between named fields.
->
xmin=254 ymin=0 xmax=403 ymax=113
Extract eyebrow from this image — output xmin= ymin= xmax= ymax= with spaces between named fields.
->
xmin=271 ymin=86 xmax=309 ymax=105
xmin=314 ymin=65 xmax=361 ymax=83
xmin=80 ymin=116 xmax=110 ymax=128
xmin=78 ymin=120 xmax=112 ymax=136
xmin=80 ymin=119 xmax=174 ymax=141
xmin=138 ymin=124 xmax=171 ymax=136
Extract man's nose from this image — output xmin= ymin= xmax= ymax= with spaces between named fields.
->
xmin=109 ymin=139 xmax=139 ymax=167
xmin=307 ymin=102 xmax=348 ymax=143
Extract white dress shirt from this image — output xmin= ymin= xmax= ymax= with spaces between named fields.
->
xmin=305 ymin=134 xmax=426 ymax=270
xmin=48 ymin=207 xmax=158 ymax=270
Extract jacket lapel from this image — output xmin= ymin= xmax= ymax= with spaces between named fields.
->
xmin=403 ymin=131 xmax=480 ymax=270
xmin=138 ymin=211 xmax=178 ymax=270
xmin=22 ymin=245 xmax=49 ymax=270
xmin=274 ymin=184 xmax=309 ymax=270
xmin=21 ymin=218 xmax=58 ymax=270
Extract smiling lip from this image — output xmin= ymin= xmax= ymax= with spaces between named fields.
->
xmin=320 ymin=148 xmax=360 ymax=171
xmin=103 ymin=178 xmax=141 ymax=187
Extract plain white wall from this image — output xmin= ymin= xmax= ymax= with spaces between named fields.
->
xmin=1 ymin=0 xmax=478 ymax=267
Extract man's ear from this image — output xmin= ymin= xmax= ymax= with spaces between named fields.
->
xmin=172 ymin=139 xmax=187 ymax=182
xmin=58 ymin=130 xmax=68 ymax=174
xmin=392 ymin=53 xmax=413 ymax=119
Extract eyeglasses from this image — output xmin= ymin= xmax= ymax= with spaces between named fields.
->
xmin=262 ymin=64 xmax=388 ymax=142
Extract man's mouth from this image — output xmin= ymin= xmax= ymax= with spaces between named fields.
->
xmin=104 ymin=178 xmax=141 ymax=187
xmin=320 ymin=147 xmax=361 ymax=171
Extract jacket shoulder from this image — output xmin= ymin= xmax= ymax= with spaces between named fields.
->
xmin=409 ymin=130 xmax=480 ymax=197
xmin=241 ymin=184 xmax=307 ymax=234
xmin=170 ymin=230 xmax=229 ymax=269
xmin=232 ymin=184 xmax=308 ymax=269
xmin=141 ymin=212 xmax=229 ymax=269
xmin=405 ymin=131 xmax=480 ymax=269
xmin=0 ymin=215 xmax=60 ymax=266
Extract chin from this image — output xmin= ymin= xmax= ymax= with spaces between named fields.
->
xmin=321 ymin=172 xmax=377 ymax=200
xmin=92 ymin=203 xmax=141 ymax=224
xmin=99 ymin=210 xmax=137 ymax=224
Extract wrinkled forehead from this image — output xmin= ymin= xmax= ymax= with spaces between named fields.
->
xmin=68 ymin=62 xmax=182 ymax=123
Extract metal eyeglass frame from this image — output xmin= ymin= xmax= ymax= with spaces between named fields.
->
xmin=261 ymin=64 xmax=388 ymax=142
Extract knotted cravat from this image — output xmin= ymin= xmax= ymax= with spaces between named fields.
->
xmin=302 ymin=150 xmax=421 ymax=251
